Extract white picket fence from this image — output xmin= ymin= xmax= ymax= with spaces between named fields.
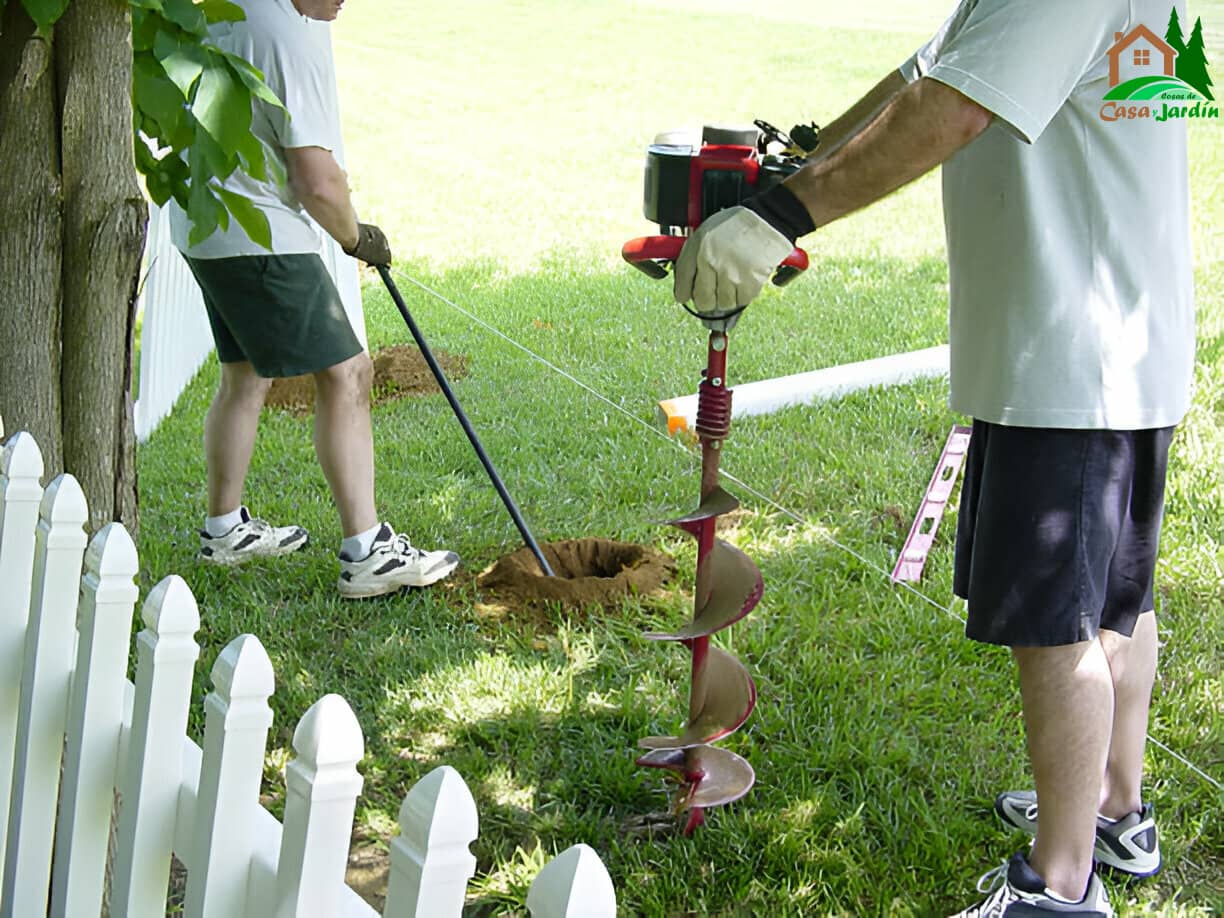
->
xmin=0 ymin=419 xmax=617 ymax=917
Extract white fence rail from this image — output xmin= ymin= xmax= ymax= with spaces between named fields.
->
xmin=0 ymin=418 xmax=616 ymax=916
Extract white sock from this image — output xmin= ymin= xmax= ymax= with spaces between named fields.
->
xmin=341 ymin=523 xmax=382 ymax=561
xmin=205 ymin=508 xmax=244 ymax=537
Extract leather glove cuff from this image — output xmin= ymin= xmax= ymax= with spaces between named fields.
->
xmin=741 ymin=183 xmax=815 ymax=245
xmin=344 ymin=222 xmax=392 ymax=266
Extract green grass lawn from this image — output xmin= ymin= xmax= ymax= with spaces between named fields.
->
xmin=137 ymin=2 xmax=1222 ymax=914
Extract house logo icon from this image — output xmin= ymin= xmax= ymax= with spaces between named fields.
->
xmin=1107 ymin=24 xmax=1177 ymax=87
xmin=1100 ymin=6 xmax=1217 ymax=121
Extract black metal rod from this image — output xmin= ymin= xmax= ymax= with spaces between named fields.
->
xmin=375 ymin=265 xmax=555 ymax=577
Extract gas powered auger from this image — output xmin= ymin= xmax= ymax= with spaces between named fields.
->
xmin=622 ymin=121 xmax=816 ymax=834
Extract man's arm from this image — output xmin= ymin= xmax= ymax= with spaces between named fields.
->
xmin=787 ymin=77 xmax=992 ymax=231
xmin=806 ymin=70 xmax=907 ymax=163
xmin=285 ymin=145 xmax=360 ymax=251
xmin=674 ymin=76 xmax=992 ymax=313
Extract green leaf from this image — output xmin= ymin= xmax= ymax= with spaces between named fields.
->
xmin=132 ymin=54 xmax=188 ymax=140
xmin=192 ymin=57 xmax=253 ymax=158
xmin=191 ymin=122 xmax=236 ymax=180
xmin=220 ymin=50 xmax=286 ymax=109
xmin=160 ymin=0 xmax=206 ymax=35
xmin=130 ymin=10 xmax=161 ymax=52
xmin=198 ymin=0 xmax=245 ymax=24
xmin=217 ymin=187 xmax=272 ymax=249
xmin=20 ymin=0 xmax=69 ymax=35
xmin=154 ymin=28 xmax=207 ymax=97
xmin=185 ymin=166 xmax=227 ymax=246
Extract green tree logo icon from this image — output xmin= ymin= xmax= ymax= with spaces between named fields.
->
xmin=1177 ymin=15 xmax=1214 ymax=100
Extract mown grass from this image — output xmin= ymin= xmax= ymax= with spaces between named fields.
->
xmin=136 ymin=1 xmax=1222 ymax=914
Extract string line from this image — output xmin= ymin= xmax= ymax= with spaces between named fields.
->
xmin=388 ymin=266 xmax=1221 ymax=794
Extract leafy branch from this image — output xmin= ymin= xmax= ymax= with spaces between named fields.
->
xmin=8 ymin=0 xmax=284 ymax=248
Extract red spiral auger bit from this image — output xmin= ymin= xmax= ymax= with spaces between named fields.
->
xmin=623 ymin=120 xmax=813 ymax=833
xmin=634 ymin=329 xmax=764 ymax=835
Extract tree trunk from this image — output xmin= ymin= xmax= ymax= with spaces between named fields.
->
xmin=0 ymin=2 xmax=64 ymax=477
xmin=56 ymin=0 xmax=147 ymax=534
xmin=0 ymin=0 xmax=146 ymax=535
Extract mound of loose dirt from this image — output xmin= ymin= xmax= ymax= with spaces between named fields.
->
xmin=265 ymin=344 xmax=469 ymax=415
xmin=477 ymin=538 xmax=676 ymax=612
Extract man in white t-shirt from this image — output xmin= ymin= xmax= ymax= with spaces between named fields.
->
xmin=673 ymin=1 xmax=1194 ymax=914
xmin=170 ymin=0 xmax=460 ymax=598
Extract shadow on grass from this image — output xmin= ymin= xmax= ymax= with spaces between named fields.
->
xmin=134 ymin=247 xmax=1224 ymax=915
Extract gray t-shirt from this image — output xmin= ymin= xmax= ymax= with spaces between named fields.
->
xmin=171 ymin=0 xmax=342 ymax=258
xmin=902 ymin=0 xmax=1195 ymax=429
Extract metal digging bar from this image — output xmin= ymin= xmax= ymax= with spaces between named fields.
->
xmin=376 ymin=264 xmax=555 ymax=578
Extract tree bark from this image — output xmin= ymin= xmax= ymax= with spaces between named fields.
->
xmin=0 ymin=2 xmax=64 ymax=477
xmin=55 ymin=0 xmax=147 ymax=533
xmin=0 ymin=0 xmax=146 ymax=535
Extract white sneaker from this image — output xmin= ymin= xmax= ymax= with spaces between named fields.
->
xmin=338 ymin=523 xmax=459 ymax=598
xmin=995 ymin=790 xmax=1162 ymax=878
xmin=199 ymin=507 xmax=308 ymax=566
xmin=951 ymin=853 xmax=1114 ymax=917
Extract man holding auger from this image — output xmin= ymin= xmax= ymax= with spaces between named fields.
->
xmin=673 ymin=1 xmax=1193 ymax=914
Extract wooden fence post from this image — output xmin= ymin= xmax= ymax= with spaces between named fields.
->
xmin=50 ymin=523 xmax=140 ymax=917
xmin=184 ymin=633 xmax=275 ymax=918
xmin=110 ymin=575 xmax=202 ymax=918
xmin=0 ymin=474 xmax=89 ymax=918
xmin=0 ymin=430 xmax=44 ymax=883
xmin=383 ymin=765 xmax=478 ymax=918
xmin=274 ymin=693 xmax=365 ymax=918
xmin=526 ymin=844 xmax=617 ymax=918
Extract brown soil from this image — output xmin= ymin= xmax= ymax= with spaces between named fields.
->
xmin=265 ymin=344 xmax=469 ymax=415
xmin=476 ymin=537 xmax=676 ymax=619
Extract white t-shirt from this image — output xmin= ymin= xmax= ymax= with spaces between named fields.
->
xmin=170 ymin=0 xmax=342 ymax=258
xmin=902 ymin=0 xmax=1195 ymax=429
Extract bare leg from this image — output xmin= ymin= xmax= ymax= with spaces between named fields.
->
xmin=204 ymin=361 xmax=272 ymax=517
xmin=1014 ymin=639 xmax=1113 ymax=902
xmin=313 ymin=351 xmax=378 ymax=537
xmin=1098 ymin=610 xmax=1157 ymax=818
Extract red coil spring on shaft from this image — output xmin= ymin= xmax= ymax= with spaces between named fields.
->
xmin=694 ymin=378 xmax=732 ymax=441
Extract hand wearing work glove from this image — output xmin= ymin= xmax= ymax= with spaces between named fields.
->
xmin=673 ymin=183 xmax=815 ymax=316
xmin=344 ymin=222 xmax=393 ymax=267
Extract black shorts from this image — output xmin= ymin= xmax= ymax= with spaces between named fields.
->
xmin=953 ymin=420 xmax=1173 ymax=647
xmin=186 ymin=253 xmax=363 ymax=378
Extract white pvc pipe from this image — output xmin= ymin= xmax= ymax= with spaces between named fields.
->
xmin=658 ymin=345 xmax=950 ymax=435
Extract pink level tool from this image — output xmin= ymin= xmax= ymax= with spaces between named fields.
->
xmin=891 ymin=424 xmax=972 ymax=583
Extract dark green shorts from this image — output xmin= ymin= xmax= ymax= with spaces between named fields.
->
xmin=185 ymin=253 xmax=363 ymax=378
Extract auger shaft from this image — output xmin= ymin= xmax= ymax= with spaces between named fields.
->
xmin=686 ymin=331 xmax=730 ymax=833
xmin=637 ymin=327 xmax=761 ymax=835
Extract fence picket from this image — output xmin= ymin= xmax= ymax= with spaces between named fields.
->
xmin=0 ymin=430 xmax=44 ymax=882
xmin=383 ymin=765 xmax=478 ymax=918
xmin=275 ymin=693 xmax=365 ymax=917
xmin=526 ymin=844 xmax=617 ymax=918
xmin=0 ymin=426 xmax=616 ymax=916
xmin=110 ymin=575 xmax=202 ymax=918
xmin=184 ymin=633 xmax=276 ymax=918
xmin=49 ymin=523 xmax=140 ymax=916
xmin=0 ymin=474 xmax=89 ymax=918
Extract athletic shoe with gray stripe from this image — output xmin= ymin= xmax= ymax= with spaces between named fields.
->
xmin=338 ymin=523 xmax=459 ymax=598
xmin=995 ymin=790 xmax=1162 ymax=878
xmin=951 ymin=852 xmax=1114 ymax=917
xmin=198 ymin=507 xmax=308 ymax=566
